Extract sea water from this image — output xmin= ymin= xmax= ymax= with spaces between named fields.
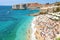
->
xmin=0 ymin=6 xmax=39 ymax=40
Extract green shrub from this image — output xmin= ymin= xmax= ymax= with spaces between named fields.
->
xmin=56 ymin=38 xmax=60 ymax=40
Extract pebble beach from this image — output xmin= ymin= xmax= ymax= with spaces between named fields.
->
xmin=30 ymin=14 xmax=60 ymax=40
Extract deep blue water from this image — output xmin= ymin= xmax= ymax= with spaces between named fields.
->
xmin=0 ymin=6 xmax=39 ymax=40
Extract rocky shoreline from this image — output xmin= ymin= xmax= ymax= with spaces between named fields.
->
xmin=26 ymin=2 xmax=60 ymax=40
xmin=30 ymin=14 xmax=60 ymax=40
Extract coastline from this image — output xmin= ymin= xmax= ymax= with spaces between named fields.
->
xmin=30 ymin=14 xmax=60 ymax=40
xmin=26 ymin=17 xmax=37 ymax=40
xmin=27 ymin=12 xmax=40 ymax=16
xmin=31 ymin=17 xmax=37 ymax=40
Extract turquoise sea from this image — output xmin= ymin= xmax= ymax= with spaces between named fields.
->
xmin=0 ymin=6 xmax=39 ymax=40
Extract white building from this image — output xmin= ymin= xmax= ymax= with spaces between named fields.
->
xmin=12 ymin=4 xmax=27 ymax=9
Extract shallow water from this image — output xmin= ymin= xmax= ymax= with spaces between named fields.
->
xmin=0 ymin=6 xmax=39 ymax=40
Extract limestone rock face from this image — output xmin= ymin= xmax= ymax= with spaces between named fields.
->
xmin=32 ymin=14 xmax=60 ymax=40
